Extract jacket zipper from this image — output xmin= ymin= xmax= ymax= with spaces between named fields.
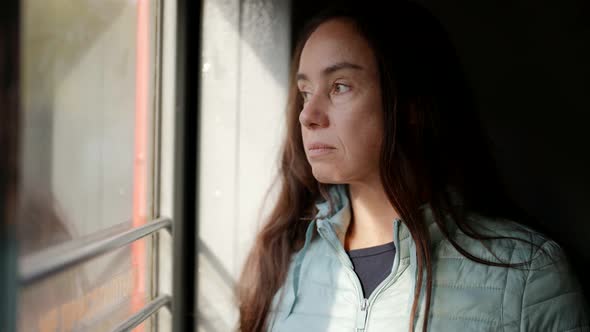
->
xmin=318 ymin=218 xmax=403 ymax=332
xmin=318 ymin=226 xmax=367 ymax=330
xmin=361 ymin=218 xmax=403 ymax=330
xmin=356 ymin=298 xmax=369 ymax=331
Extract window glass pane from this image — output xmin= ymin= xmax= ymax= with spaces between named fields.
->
xmin=18 ymin=0 xmax=159 ymax=330
xmin=19 ymin=235 xmax=154 ymax=332
xmin=19 ymin=0 xmax=157 ymax=253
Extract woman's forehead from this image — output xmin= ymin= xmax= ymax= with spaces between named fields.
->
xmin=298 ymin=19 xmax=377 ymax=78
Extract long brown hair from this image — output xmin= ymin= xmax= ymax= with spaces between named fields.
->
xmin=237 ymin=1 xmax=536 ymax=331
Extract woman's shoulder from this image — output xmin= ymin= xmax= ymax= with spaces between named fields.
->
xmin=441 ymin=212 xmax=562 ymax=266
xmin=435 ymin=213 xmax=589 ymax=330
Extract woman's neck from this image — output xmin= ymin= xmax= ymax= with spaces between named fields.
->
xmin=344 ymin=179 xmax=399 ymax=251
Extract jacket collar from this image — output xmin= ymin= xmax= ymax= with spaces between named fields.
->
xmin=313 ymin=184 xmax=457 ymax=250
xmin=314 ymin=184 xmax=352 ymax=245
xmin=286 ymin=184 xmax=459 ymax=318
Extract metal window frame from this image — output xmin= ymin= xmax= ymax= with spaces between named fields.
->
xmin=17 ymin=218 xmax=173 ymax=330
xmin=19 ymin=218 xmax=172 ymax=286
xmin=171 ymin=0 xmax=202 ymax=331
xmin=112 ymin=294 xmax=172 ymax=332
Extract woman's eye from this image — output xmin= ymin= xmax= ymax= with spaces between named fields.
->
xmin=300 ymin=91 xmax=311 ymax=102
xmin=332 ymin=83 xmax=351 ymax=95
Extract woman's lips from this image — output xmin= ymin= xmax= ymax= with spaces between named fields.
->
xmin=307 ymin=143 xmax=336 ymax=158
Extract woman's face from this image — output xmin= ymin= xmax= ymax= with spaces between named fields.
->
xmin=298 ymin=18 xmax=383 ymax=185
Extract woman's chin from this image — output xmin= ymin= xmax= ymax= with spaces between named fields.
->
xmin=311 ymin=169 xmax=346 ymax=184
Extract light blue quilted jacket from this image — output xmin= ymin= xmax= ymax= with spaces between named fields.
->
xmin=267 ymin=185 xmax=589 ymax=331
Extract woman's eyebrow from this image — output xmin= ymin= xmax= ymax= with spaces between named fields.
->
xmin=296 ymin=62 xmax=364 ymax=82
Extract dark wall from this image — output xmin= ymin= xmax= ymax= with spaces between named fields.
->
xmin=415 ymin=0 xmax=590 ymax=295
xmin=291 ymin=0 xmax=590 ymax=295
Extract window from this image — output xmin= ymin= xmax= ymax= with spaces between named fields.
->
xmin=8 ymin=0 xmax=293 ymax=330
xmin=18 ymin=0 xmax=164 ymax=330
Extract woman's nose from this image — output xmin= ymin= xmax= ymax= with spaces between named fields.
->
xmin=299 ymin=94 xmax=329 ymax=129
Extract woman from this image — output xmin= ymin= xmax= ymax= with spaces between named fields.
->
xmin=237 ymin=1 xmax=589 ymax=331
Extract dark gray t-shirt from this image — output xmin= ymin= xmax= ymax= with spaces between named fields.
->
xmin=346 ymin=241 xmax=396 ymax=299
